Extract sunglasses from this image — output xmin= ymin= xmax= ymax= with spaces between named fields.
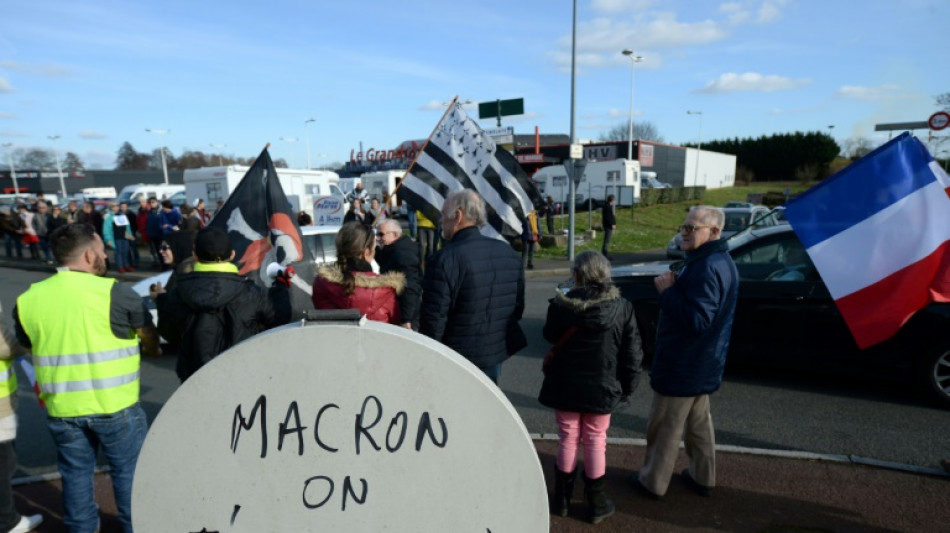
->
xmin=678 ymin=224 xmax=713 ymax=234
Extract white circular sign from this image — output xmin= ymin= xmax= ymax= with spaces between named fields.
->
xmin=132 ymin=321 xmax=548 ymax=532
xmin=929 ymin=111 xmax=950 ymax=131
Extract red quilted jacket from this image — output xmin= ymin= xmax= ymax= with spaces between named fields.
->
xmin=312 ymin=265 xmax=405 ymax=324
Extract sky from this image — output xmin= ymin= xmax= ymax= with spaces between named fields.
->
xmin=1 ymin=0 xmax=948 ymax=170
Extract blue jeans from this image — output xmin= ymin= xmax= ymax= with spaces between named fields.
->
xmin=47 ymin=404 xmax=147 ymax=533
xmin=3 ymin=234 xmax=22 ymax=259
xmin=407 ymin=209 xmax=417 ymax=239
xmin=481 ymin=362 xmax=502 ymax=384
xmin=114 ymin=239 xmax=129 ymax=270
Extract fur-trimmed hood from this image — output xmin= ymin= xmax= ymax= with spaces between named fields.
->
xmin=316 ymin=265 xmax=406 ymax=295
xmin=549 ymin=285 xmax=625 ymax=332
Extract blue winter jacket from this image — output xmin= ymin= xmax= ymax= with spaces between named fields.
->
xmin=650 ymin=238 xmax=738 ymax=397
xmin=420 ymin=226 xmax=526 ymax=369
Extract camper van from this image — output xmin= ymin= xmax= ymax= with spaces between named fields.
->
xmin=359 ymin=170 xmax=407 ymax=211
xmin=533 ymin=159 xmax=641 ymax=208
xmin=117 ymin=184 xmax=186 ymax=205
xmin=183 ymin=165 xmax=345 ymax=218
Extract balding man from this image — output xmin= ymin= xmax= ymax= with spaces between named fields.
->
xmin=420 ymin=190 xmax=526 ymax=383
xmin=376 ymin=219 xmax=422 ymax=330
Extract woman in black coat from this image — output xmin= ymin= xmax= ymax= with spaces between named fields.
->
xmin=539 ymin=250 xmax=643 ymax=524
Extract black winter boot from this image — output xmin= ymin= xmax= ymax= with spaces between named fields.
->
xmin=550 ymin=466 xmax=576 ymax=517
xmin=583 ymin=473 xmax=615 ymax=524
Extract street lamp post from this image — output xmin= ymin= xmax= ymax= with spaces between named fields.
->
xmin=687 ymin=110 xmax=703 ymax=184
xmin=209 ymin=144 xmax=227 ymax=166
xmin=1 ymin=143 xmax=20 ymax=199
xmin=47 ymin=135 xmax=67 ymax=197
xmin=280 ymin=137 xmax=299 ymax=168
xmin=622 ymin=49 xmax=644 ymax=161
xmin=145 ymin=128 xmax=170 ymax=184
xmin=304 ymin=118 xmax=316 ymax=169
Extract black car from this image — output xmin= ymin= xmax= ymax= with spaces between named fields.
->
xmin=611 ymin=225 xmax=950 ymax=409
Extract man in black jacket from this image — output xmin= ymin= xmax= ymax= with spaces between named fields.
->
xmin=420 ymin=190 xmax=526 ymax=383
xmin=155 ymin=226 xmax=291 ymax=381
xmin=601 ymin=194 xmax=616 ymax=260
xmin=376 ymin=219 xmax=422 ymax=330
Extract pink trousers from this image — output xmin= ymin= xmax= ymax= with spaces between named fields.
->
xmin=555 ymin=410 xmax=612 ymax=478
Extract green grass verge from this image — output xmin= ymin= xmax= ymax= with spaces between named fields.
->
xmin=533 ymin=181 xmax=812 ymax=258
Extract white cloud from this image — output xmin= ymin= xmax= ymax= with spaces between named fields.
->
xmin=698 ymin=72 xmax=811 ymax=93
xmin=757 ymin=0 xmax=789 ymax=23
xmin=0 ymin=78 xmax=13 ymax=93
xmin=79 ymin=130 xmax=108 ymax=139
xmin=0 ymin=111 xmax=16 ymax=119
xmin=591 ymin=0 xmax=655 ymax=13
xmin=834 ymin=84 xmax=902 ymax=101
xmin=0 ymin=61 xmax=74 ymax=78
xmin=0 ymin=130 xmax=29 ymax=138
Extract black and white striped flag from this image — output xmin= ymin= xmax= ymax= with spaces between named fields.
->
xmin=396 ymin=98 xmax=543 ymax=240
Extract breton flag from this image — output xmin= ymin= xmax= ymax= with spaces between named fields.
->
xmin=396 ymin=97 xmax=544 ymax=239
xmin=784 ymin=132 xmax=950 ymax=349
xmin=208 ymin=147 xmax=316 ymax=317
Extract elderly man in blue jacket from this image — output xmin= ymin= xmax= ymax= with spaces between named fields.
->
xmin=632 ymin=205 xmax=738 ymax=499
xmin=420 ymin=190 xmax=526 ymax=384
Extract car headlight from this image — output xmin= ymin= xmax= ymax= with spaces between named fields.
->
xmin=667 ymin=235 xmax=679 ymax=250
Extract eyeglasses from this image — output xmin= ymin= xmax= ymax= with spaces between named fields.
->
xmin=678 ymin=224 xmax=713 ymax=234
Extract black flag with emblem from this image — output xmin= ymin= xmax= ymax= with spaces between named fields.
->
xmin=207 ymin=147 xmax=316 ymax=318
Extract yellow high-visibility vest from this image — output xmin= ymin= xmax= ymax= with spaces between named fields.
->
xmin=17 ymin=271 xmax=140 ymax=417
xmin=0 ymin=359 xmax=16 ymax=400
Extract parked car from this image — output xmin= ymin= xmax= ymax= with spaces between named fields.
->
xmin=666 ymin=205 xmax=778 ymax=259
xmin=641 ymin=176 xmax=672 ymax=189
xmin=613 ymin=224 xmax=950 ymax=409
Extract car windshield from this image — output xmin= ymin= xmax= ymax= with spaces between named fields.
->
xmin=724 ymin=213 xmax=750 ymax=232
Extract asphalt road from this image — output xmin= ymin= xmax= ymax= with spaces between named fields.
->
xmin=1 ymin=266 xmax=948 ymax=478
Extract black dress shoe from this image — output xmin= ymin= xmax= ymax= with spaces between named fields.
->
xmin=680 ymin=468 xmax=713 ymax=497
xmin=626 ymin=471 xmax=662 ymax=500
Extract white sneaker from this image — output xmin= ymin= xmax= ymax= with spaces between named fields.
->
xmin=8 ymin=514 xmax=43 ymax=533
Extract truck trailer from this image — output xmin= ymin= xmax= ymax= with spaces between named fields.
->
xmin=532 ymin=159 xmax=641 ymax=208
xmin=184 ymin=165 xmax=345 ymax=218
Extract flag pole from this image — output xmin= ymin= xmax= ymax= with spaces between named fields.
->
xmin=390 ymin=96 xmax=459 ymax=198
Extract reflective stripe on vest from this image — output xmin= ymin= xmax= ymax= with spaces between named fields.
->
xmin=0 ymin=360 xmax=16 ymax=399
xmin=17 ymin=270 xmax=140 ymax=417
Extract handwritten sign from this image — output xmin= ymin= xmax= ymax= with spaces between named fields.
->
xmin=132 ymin=322 xmax=548 ymax=532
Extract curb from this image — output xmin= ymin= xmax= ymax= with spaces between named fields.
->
xmin=530 ymin=434 xmax=950 ymax=478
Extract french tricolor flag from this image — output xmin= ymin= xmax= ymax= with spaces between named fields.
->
xmin=785 ymin=132 xmax=950 ymax=349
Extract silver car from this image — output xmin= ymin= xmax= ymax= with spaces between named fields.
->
xmin=666 ymin=205 xmax=778 ymax=259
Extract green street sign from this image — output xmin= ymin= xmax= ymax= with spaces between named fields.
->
xmin=478 ymin=98 xmax=524 ymax=126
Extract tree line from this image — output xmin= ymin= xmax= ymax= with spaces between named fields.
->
xmin=115 ymin=142 xmax=288 ymax=171
xmin=695 ymin=131 xmax=840 ymax=182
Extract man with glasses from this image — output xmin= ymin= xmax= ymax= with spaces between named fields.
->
xmin=629 ymin=205 xmax=738 ymax=500
xmin=376 ymin=219 xmax=422 ymax=330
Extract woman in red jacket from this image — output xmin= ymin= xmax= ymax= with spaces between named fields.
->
xmin=312 ymin=222 xmax=404 ymax=324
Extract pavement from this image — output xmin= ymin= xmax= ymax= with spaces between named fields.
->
xmin=3 ymin=250 xmax=949 ymax=532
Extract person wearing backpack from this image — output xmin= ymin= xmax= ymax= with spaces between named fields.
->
xmin=154 ymin=226 xmax=292 ymax=382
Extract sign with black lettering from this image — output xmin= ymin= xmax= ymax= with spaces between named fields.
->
xmin=132 ymin=322 xmax=548 ymax=532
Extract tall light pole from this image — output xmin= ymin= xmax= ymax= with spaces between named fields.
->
xmin=304 ymin=118 xmax=316 ymax=169
xmin=280 ymin=137 xmax=299 ymax=168
xmin=47 ymin=135 xmax=68 ymax=198
xmin=622 ymin=49 xmax=644 ymax=161
xmin=1 ymin=143 xmax=19 ymax=199
xmin=568 ymin=0 xmax=578 ymax=262
xmin=209 ymin=144 xmax=227 ymax=166
xmin=687 ymin=110 xmax=703 ymax=185
xmin=145 ymin=128 xmax=170 ymax=184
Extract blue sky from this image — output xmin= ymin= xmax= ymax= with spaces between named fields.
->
xmin=1 ymin=0 xmax=948 ymax=170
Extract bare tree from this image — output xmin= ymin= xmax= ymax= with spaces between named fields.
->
xmin=599 ymin=120 xmax=664 ymax=143
xmin=937 ymin=92 xmax=950 ymax=111
xmin=14 ymin=148 xmax=55 ymax=169
xmin=63 ymin=152 xmax=84 ymax=172
xmin=842 ymin=137 xmax=875 ymax=160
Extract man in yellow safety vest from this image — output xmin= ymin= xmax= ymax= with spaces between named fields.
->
xmin=14 ymin=223 xmax=160 ymax=533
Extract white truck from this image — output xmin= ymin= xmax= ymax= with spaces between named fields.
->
xmin=183 ymin=165 xmax=345 ymax=219
xmin=116 ymin=183 xmax=185 ymax=205
xmin=532 ymin=159 xmax=642 ymax=208
xmin=359 ymin=169 xmax=407 ymax=213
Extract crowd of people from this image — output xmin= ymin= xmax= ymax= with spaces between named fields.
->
xmin=0 ymin=188 xmax=749 ymax=529
xmin=1 ymin=194 xmax=214 ymax=276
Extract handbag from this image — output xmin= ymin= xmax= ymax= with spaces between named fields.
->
xmin=542 ymin=326 xmax=577 ymax=375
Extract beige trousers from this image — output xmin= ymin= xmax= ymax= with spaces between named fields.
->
xmin=638 ymin=392 xmax=716 ymax=496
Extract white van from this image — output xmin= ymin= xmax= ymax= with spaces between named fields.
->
xmin=117 ymin=184 xmax=186 ymax=205
xmin=533 ymin=159 xmax=641 ymax=207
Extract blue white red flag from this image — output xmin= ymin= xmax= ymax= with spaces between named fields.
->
xmin=784 ymin=132 xmax=950 ymax=348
